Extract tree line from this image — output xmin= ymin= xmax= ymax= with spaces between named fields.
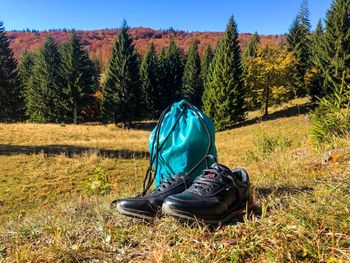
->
xmin=0 ymin=0 xmax=349 ymax=130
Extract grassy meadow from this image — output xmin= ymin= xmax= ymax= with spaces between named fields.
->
xmin=0 ymin=98 xmax=350 ymax=262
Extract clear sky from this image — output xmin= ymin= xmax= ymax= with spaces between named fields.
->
xmin=1 ymin=0 xmax=332 ymax=34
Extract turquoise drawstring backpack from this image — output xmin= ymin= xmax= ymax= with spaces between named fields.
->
xmin=141 ymin=100 xmax=217 ymax=195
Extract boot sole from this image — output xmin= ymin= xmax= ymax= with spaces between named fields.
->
xmin=116 ymin=203 xmax=156 ymax=220
xmin=162 ymin=201 xmax=256 ymax=224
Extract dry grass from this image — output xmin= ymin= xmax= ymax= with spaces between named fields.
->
xmin=1 ymin=99 xmax=350 ymax=262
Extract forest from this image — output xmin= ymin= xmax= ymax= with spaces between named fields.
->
xmin=0 ymin=0 xmax=349 ymax=138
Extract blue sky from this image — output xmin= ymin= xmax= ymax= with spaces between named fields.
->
xmin=1 ymin=0 xmax=332 ymax=34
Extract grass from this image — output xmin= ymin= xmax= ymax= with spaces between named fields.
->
xmin=0 ymin=98 xmax=350 ymax=262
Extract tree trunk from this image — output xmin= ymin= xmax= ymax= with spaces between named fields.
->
xmin=73 ymin=102 xmax=78 ymax=124
xmin=264 ymin=86 xmax=270 ymax=116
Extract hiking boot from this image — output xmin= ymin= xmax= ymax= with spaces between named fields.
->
xmin=112 ymin=173 xmax=192 ymax=220
xmin=162 ymin=163 xmax=254 ymax=224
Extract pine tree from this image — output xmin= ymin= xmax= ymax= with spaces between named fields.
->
xmin=0 ymin=21 xmax=24 ymax=121
xmin=315 ymin=0 xmax=350 ymax=96
xmin=140 ymin=43 xmax=161 ymax=118
xmin=201 ymin=45 xmax=214 ymax=88
xmin=182 ymin=41 xmax=203 ymax=107
xmin=61 ymin=31 xmax=97 ymax=124
xmin=202 ymin=16 xmax=245 ymax=131
xmin=101 ymin=21 xmax=141 ymax=126
xmin=287 ymin=0 xmax=311 ymax=97
xmin=26 ymin=36 xmax=64 ymax=122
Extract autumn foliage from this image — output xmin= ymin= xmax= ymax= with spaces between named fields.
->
xmin=7 ymin=28 xmax=283 ymax=69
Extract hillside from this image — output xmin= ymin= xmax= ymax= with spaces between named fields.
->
xmin=7 ymin=28 xmax=284 ymax=68
xmin=0 ymin=98 xmax=349 ymax=262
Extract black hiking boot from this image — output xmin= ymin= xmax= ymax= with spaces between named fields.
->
xmin=112 ymin=173 xmax=192 ymax=220
xmin=162 ymin=163 xmax=254 ymax=224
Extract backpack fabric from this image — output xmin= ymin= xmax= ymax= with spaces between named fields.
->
xmin=145 ymin=100 xmax=217 ymax=191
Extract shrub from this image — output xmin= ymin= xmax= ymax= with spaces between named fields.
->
xmin=82 ymin=167 xmax=112 ymax=196
xmin=310 ymin=74 xmax=350 ymax=143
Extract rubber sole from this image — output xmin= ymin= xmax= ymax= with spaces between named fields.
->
xmin=162 ymin=201 xmax=256 ymax=224
xmin=115 ymin=203 xmax=157 ymax=220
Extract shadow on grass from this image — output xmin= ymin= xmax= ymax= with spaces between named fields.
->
xmin=209 ymin=185 xmax=314 ymax=228
xmin=132 ymin=101 xmax=315 ymax=131
xmin=131 ymin=121 xmax=157 ymax=131
xmin=0 ymin=144 xmax=149 ymax=159
xmin=255 ymin=185 xmax=314 ymax=198
xmin=231 ymin=101 xmax=316 ymax=129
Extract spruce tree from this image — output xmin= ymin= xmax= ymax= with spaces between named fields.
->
xmin=140 ymin=43 xmax=161 ymax=118
xmin=182 ymin=41 xmax=203 ymax=107
xmin=26 ymin=36 xmax=64 ymax=122
xmin=61 ymin=31 xmax=97 ymax=124
xmin=243 ymin=32 xmax=260 ymax=59
xmin=315 ymin=0 xmax=350 ymax=96
xmin=0 ymin=21 xmax=24 ymax=122
xmin=242 ymin=32 xmax=261 ymax=110
xmin=18 ymin=50 xmax=35 ymax=118
xmin=201 ymin=45 xmax=214 ymax=88
xmin=165 ymin=39 xmax=183 ymax=105
xmin=287 ymin=0 xmax=311 ymax=97
xmin=19 ymin=51 xmax=35 ymax=87
xmin=157 ymin=48 xmax=169 ymax=112
xmin=101 ymin=21 xmax=141 ymax=126
xmin=310 ymin=20 xmax=324 ymax=64
xmin=202 ymin=16 xmax=245 ymax=131
xmin=156 ymin=40 xmax=183 ymax=110
xmin=308 ymin=19 xmax=324 ymax=99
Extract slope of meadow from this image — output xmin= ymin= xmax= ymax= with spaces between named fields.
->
xmin=0 ymin=99 xmax=349 ymax=262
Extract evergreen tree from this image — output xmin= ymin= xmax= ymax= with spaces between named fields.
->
xmin=0 ymin=21 xmax=24 ymax=121
xmin=307 ymin=19 xmax=324 ymax=99
xmin=201 ymin=45 xmax=214 ymax=88
xmin=243 ymin=32 xmax=260 ymax=59
xmin=315 ymin=0 xmax=350 ymax=96
xmin=165 ymin=39 xmax=183 ymax=105
xmin=287 ymin=18 xmax=301 ymax=53
xmin=101 ymin=21 xmax=141 ymax=126
xmin=61 ymin=31 xmax=97 ymax=124
xmin=287 ymin=0 xmax=311 ymax=97
xmin=18 ymin=50 xmax=36 ymax=118
xmin=18 ymin=51 xmax=35 ymax=87
xmin=156 ymin=40 xmax=183 ymax=110
xmin=310 ymin=20 xmax=324 ymax=64
xmin=26 ymin=36 xmax=64 ymax=122
xmin=140 ymin=43 xmax=161 ymax=118
xmin=182 ymin=41 xmax=203 ymax=107
xmin=202 ymin=16 xmax=245 ymax=131
xmin=157 ymin=48 xmax=169 ymax=112
xmin=242 ymin=32 xmax=261 ymax=110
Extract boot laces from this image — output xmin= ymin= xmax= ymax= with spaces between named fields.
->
xmin=190 ymin=167 xmax=230 ymax=192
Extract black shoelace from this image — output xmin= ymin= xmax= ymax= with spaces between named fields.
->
xmin=154 ymin=174 xmax=191 ymax=193
xmin=190 ymin=167 xmax=233 ymax=192
xmin=155 ymin=176 xmax=178 ymax=192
